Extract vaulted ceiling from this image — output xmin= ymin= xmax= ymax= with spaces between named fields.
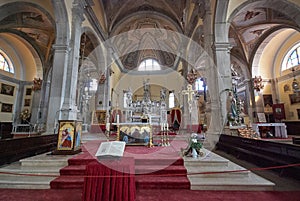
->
xmin=94 ymin=0 xmax=205 ymax=72
xmin=229 ymin=2 xmax=299 ymax=76
xmin=0 ymin=3 xmax=55 ymax=65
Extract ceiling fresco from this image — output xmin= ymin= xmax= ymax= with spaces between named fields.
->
xmin=229 ymin=5 xmax=297 ymax=64
xmin=0 ymin=8 xmax=55 ymax=64
xmin=94 ymin=0 xmax=204 ymax=72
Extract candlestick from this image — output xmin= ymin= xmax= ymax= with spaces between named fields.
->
xmin=106 ymin=123 xmax=110 ymax=131
xmin=117 ymin=114 xmax=119 ymax=124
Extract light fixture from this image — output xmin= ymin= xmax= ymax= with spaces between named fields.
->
xmin=291 ymin=68 xmax=299 ymax=93
xmin=253 ymin=76 xmax=264 ymax=91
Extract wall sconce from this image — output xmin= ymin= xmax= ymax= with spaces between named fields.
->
xmin=291 ymin=68 xmax=299 ymax=93
xmin=253 ymin=76 xmax=264 ymax=91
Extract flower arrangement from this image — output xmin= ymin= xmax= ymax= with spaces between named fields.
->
xmin=181 ymin=133 xmax=203 ymax=157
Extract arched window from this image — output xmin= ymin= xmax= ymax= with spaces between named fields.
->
xmin=0 ymin=50 xmax=14 ymax=74
xmin=282 ymin=42 xmax=300 ymax=71
xmin=138 ymin=58 xmax=161 ymax=71
xmin=169 ymin=91 xmax=175 ymax=109
xmin=195 ymin=78 xmax=205 ymax=91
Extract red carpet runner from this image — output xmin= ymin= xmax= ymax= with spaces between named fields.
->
xmin=50 ymin=140 xmax=190 ymax=190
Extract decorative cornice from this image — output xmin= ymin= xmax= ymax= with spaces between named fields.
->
xmin=84 ymin=4 xmax=107 ymax=41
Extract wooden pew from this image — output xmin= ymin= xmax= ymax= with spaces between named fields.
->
xmin=216 ymin=134 xmax=300 ymax=180
xmin=0 ymin=134 xmax=57 ymax=166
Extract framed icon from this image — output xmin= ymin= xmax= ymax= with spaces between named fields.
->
xmin=57 ymin=121 xmax=75 ymax=150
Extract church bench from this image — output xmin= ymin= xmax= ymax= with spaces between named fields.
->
xmin=0 ymin=134 xmax=57 ymax=166
xmin=293 ymin=137 xmax=300 ymax=145
xmin=216 ymin=134 xmax=300 ymax=179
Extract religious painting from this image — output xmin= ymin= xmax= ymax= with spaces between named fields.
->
xmin=118 ymin=124 xmax=151 ymax=145
xmin=0 ymin=83 xmax=14 ymax=96
xmin=237 ymin=90 xmax=248 ymax=115
xmin=74 ymin=121 xmax=82 ymax=149
xmin=257 ymin=112 xmax=267 ymax=123
xmin=57 ymin=121 xmax=75 ymax=150
xmin=263 ymin=94 xmax=273 ymax=113
xmin=92 ymin=110 xmax=106 ymax=124
xmin=25 ymin=88 xmax=32 ymax=96
xmin=289 ymin=93 xmax=300 ymax=104
xmin=24 ymin=99 xmax=31 ymax=107
xmin=272 ymin=103 xmax=286 ymax=121
xmin=1 ymin=103 xmax=13 ymax=113
xmin=297 ymin=109 xmax=300 ymax=120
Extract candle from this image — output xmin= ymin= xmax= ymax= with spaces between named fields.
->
xmin=166 ymin=123 xmax=168 ymax=131
xmin=106 ymin=123 xmax=110 ymax=131
xmin=161 ymin=123 xmax=163 ymax=131
xmin=117 ymin=114 xmax=119 ymax=124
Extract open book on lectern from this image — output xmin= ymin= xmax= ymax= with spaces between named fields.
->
xmin=95 ymin=141 xmax=126 ymax=158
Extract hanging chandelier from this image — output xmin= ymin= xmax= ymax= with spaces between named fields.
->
xmin=253 ymin=76 xmax=264 ymax=91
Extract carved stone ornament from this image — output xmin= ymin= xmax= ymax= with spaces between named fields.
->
xmin=32 ymin=78 xmax=42 ymax=91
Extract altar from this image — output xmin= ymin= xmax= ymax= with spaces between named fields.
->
xmin=113 ymin=122 xmax=154 ymax=146
xmin=252 ymin=123 xmax=288 ymax=138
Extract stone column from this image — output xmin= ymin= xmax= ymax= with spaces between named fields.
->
xmin=96 ymin=48 xmax=112 ymax=117
xmin=38 ymin=75 xmax=51 ymax=133
xmin=205 ymin=0 xmax=231 ymax=146
xmin=59 ymin=0 xmax=85 ymax=121
xmin=181 ymin=59 xmax=189 ymax=130
xmin=46 ymin=44 xmax=69 ymax=134
xmin=245 ymin=79 xmax=256 ymax=123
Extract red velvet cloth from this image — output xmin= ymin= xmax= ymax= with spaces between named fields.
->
xmin=82 ymin=157 xmax=135 ymax=201
xmin=170 ymin=108 xmax=182 ymax=130
xmin=90 ymin=125 xmax=106 ymax=133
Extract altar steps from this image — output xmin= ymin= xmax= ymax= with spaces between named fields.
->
xmin=50 ymin=156 xmax=93 ymax=189
xmin=0 ymin=153 xmax=72 ymax=189
xmin=135 ymin=158 xmax=190 ymax=189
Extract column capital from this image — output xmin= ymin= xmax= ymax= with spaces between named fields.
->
xmin=213 ymin=42 xmax=232 ymax=52
xmin=52 ymin=44 xmax=70 ymax=53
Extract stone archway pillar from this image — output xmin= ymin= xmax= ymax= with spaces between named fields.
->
xmin=59 ymin=1 xmax=85 ymax=120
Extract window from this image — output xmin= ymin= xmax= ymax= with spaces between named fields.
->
xmin=282 ymin=42 xmax=300 ymax=71
xmin=0 ymin=50 xmax=14 ymax=73
xmin=138 ymin=58 xmax=161 ymax=71
xmin=195 ymin=78 xmax=205 ymax=91
xmin=169 ymin=91 xmax=175 ymax=109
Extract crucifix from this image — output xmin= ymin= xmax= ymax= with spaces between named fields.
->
xmin=182 ymin=84 xmax=196 ymax=132
xmin=182 ymin=84 xmax=196 ymax=113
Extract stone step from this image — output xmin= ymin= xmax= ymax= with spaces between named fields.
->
xmin=0 ymin=174 xmax=56 ymax=189
xmin=188 ymin=173 xmax=275 ymax=191
xmin=0 ymin=152 xmax=72 ymax=189
xmin=0 ymin=163 xmax=61 ymax=175
xmin=183 ymin=149 xmax=275 ymax=191
xmin=186 ymin=161 xmax=250 ymax=178
xmin=184 ymin=150 xmax=229 ymax=167
xmin=20 ymin=153 xmax=72 ymax=167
